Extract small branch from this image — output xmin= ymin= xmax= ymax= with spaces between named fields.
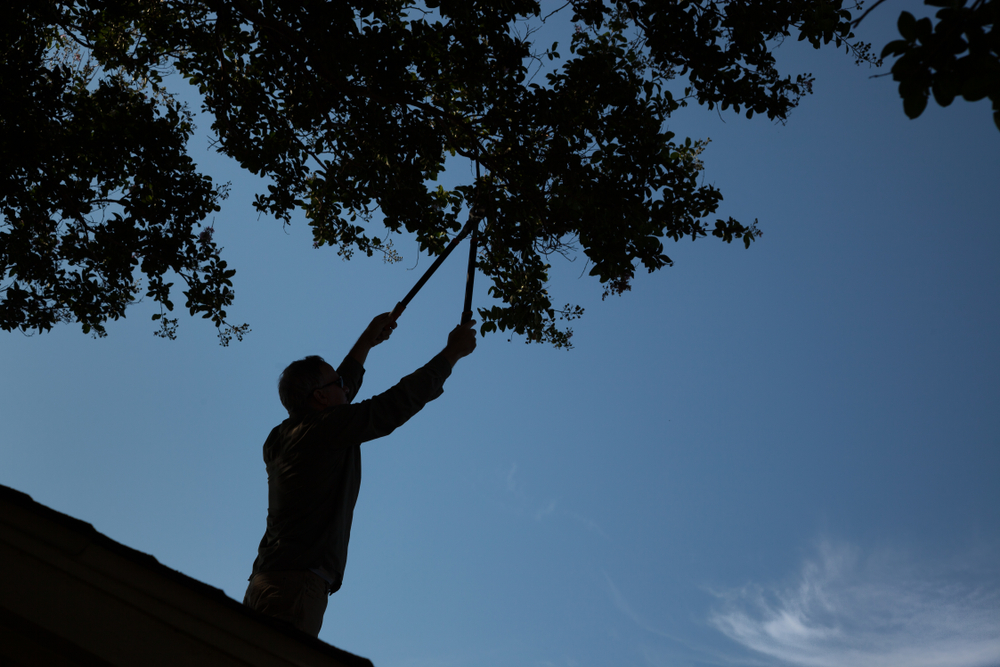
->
xmin=541 ymin=2 xmax=571 ymax=24
xmin=851 ymin=0 xmax=892 ymax=28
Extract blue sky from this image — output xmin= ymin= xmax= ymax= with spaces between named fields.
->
xmin=3 ymin=5 xmax=999 ymax=667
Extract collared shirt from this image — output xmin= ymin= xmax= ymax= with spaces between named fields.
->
xmin=250 ymin=352 xmax=452 ymax=593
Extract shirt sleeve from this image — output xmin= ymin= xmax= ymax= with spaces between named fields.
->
xmin=336 ymin=355 xmax=366 ymax=403
xmin=312 ymin=351 xmax=453 ymax=445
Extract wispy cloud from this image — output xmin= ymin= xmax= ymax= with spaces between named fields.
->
xmin=505 ymin=462 xmax=523 ymax=497
xmin=709 ymin=541 xmax=1000 ymax=667
xmin=567 ymin=510 xmax=609 ymax=539
xmin=535 ymin=498 xmax=557 ymax=521
xmin=501 ymin=462 xmax=606 ymax=536
xmin=603 ymin=572 xmax=753 ymax=667
xmin=603 ymin=572 xmax=694 ymax=646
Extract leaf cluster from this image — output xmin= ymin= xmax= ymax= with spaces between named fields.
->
xmin=573 ymin=1 xmax=877 ymax=121
xmin=1 ymin=2 xmax=247 ymax=342
xmin=880 ymin=0 xmax=999 ymax=130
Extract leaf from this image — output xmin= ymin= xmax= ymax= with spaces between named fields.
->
xmin=903 ymin=91 xmax=929 ymax=118
xmin=932 ymin=77 xmax=957 ymax=107
xmin=961 ymin=72 xmax=993 ymax=102
xmin=915 ymin=17 xmax=933 ymax=43
xmin=897 ymin=12 xmax=918 ymax=41
xmin=882 ymin=40 xmax=909 ymax=58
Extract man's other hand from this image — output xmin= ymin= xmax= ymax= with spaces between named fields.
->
xmin=443 ymin=320 xmax=477 ymax=367
xmin=348 ymin=313 xmax=396 ymax=367
xmin=363 ymin=313 xmax=397 ymax=347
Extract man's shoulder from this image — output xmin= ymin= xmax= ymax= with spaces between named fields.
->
xmin=271 ymin=407 xmax=354 ymax=443
xmin=262 ymin=414 xmax=310 ymax=460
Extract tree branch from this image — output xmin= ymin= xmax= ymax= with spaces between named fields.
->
xmin=851 ymin=0 xmax=892 ymax=28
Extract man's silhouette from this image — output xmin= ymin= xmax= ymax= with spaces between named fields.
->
xmin=244 ymin=313 xmax=477 ymax=636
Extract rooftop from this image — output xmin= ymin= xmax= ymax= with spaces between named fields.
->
xmin=0 ymin=483 xmax=373 ymax=667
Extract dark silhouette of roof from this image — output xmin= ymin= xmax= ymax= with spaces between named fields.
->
xmin=0 ymin=483 xmax=374 ymax=667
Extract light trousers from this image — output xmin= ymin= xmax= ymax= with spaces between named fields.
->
xmin=243 ymin=570 xmax=329 ymax=637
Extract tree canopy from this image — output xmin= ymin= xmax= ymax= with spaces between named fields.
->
xmin=3 ymin=1 xmax=884 ymax=346
xmin=2 ymin=2 xmax=242 ymax=341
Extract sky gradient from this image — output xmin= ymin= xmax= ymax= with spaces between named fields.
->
xmin=3 ymin=6 xmax=999 ymax=667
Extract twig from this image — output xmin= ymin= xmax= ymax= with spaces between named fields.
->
xmin=851 ymin=0 xmax=891 ymax=28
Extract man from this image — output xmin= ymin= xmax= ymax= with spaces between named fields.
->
xmin=244 ymin=313 xmax=477 ymax=636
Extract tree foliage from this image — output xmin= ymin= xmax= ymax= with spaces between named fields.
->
xmin=875 ymin=0 xmax=999 ymax=130
xmin=2 ymin=1 xmax=877 ymax=346
xmin=1 ymin=3 xmax=248 ymax=342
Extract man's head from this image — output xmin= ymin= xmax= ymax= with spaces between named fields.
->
xmin=277 ymin=356 xmax=349 ymax=414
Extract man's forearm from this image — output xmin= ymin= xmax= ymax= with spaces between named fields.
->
xmin=347 ymin=339 xmax=372 ymax=367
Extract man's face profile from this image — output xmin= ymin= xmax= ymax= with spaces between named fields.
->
xmin=309 ymin=362 xmax=349 ymax=408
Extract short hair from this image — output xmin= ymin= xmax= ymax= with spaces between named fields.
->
xmin=277 ymin=355 xmax=328 ymax=414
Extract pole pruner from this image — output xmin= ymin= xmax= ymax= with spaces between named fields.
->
xmin=386 ymin=198 xmax=483 ymax=327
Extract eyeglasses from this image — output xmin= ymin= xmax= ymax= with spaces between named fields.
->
xmin=314 ymin=376 xmax=345 ymax=393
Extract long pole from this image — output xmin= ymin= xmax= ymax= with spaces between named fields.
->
xmin=387 ymin=213 xmax=479 ymax=324
xmin=462 ymin=158 xmax=483 ymax=324
xmin=461 ymin=220 xmax=479 ymax=324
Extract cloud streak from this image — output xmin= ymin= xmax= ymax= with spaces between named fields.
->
xmin=501 ymin=463 xmax=607 ymax=537
xmin=605 ymin=571 xmax=675 ymax=640
xmin=709 ymin=542 xmax=1000 ymax=667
